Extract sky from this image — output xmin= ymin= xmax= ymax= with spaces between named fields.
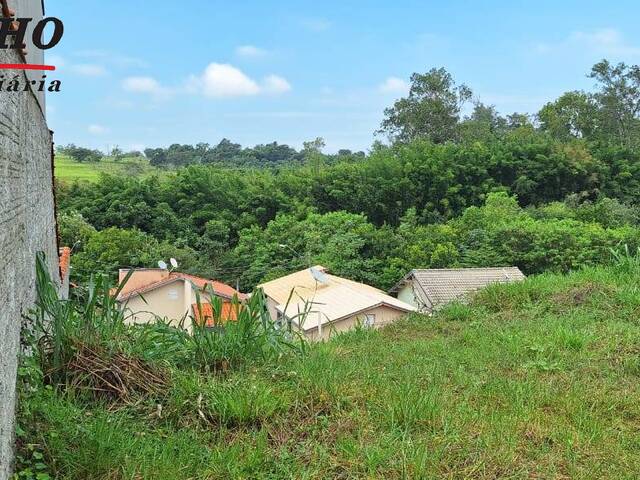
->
xmin=45 ymin=0 xmax=640 ymax=153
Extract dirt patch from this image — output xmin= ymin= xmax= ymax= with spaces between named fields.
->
xmin=550 ymin=282 xmax=611 ymax=309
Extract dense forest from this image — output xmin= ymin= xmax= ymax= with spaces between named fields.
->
xmin=56 ymin=59 xmax=640 ymax=291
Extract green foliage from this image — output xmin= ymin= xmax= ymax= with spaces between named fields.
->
xmin=232 ymin=210 xmax=394 ymax=289
xmin=379 ymin=67 xmax=473 ymax=143
xmin=28 ymin=252 xmax=133 ymax=387
xmin=56 ymin=144 xmax=102 ymax=163
xmin=16 ymin=263 xmax=640 ymax=478
xmin=54 ymin=60 xmax=640 ymax=291
xmin=188 ymin=288 xmax=305 ymax=372
xmin=70 ymin=227 xmax=199 ymax=282
xmin=56 ymin=210 xmax=96 ymax=250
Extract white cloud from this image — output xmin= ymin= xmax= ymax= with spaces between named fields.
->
xmin=70 ymin=64 xmax=107 ymax=76
xmin=262 ymin=74 xmax=291 ymax=94
xmin=88 ymin=124 xmax=108 ymax=135
xmin=195 ymin=63 xmax=260 ymax=97
xmin=122 ymin=76 xmax=170 ymax=97
xmin=188 ymin=63 xmax=292 ymax=98
xmin=235 ymin=45 xmax=268 ymax=57
xmin=122 ymin=64 xmax=292 ymax=100
xmin=535 ymin=28 xmax=640 ymax=58
xmin=378 ymin=76 xmax=409 ymax=94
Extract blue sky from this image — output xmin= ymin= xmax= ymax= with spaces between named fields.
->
xmin=46 ymin=0 xmax=640 ymax=153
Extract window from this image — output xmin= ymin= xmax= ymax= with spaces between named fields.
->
xmin=364 ymin=314 xmax=375 ymax=328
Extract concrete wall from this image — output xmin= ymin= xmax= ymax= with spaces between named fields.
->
xmin=0 ymin=43 xmax=59 ymax=479
xmin=397 ymin=282 xmax=432 ymax=313
xmin=122 ymin=280 xmax=195 ymax=333
xmin=304 ymin=305 xmax=409 ymax=341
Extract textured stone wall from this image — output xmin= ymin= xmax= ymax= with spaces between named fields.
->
xmin=0 ymin=47 xmax=59 ymax=479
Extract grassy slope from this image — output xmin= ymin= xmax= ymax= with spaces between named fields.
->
xmin=27 ymin=265 xmax=640 ymax=479
xmin=54 ymin=154 xmax=161 ymax=182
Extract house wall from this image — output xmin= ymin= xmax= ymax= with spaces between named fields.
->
xmin=397 ymin=284 xmax=418 ymax=308
xmin=265 ymin=296 xmax=279 ymax=322
xmin=305 ymin=305 xmax=408 ymax=341
xmin=397 ymin=283 xmax=432 ymax=313
xmin=122 ymin=281 xmax=195 ymax=334
xmin=0 ymin=29 xmax=59 ymax=480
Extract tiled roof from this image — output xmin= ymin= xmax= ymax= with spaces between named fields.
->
xmin=192 ymin=302 xmax=239 ymax=326
xmin=394 ymin=267 xmax=525 ymax=308
xmin=171 ymin=272 xmax=245 ymax=300
xmin=116 ymin=269 xmax=244 ymax=302
xmin=59 ymin=247 xmax=71 ymax=279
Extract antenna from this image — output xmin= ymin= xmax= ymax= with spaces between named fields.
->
xmin=170 ymin=258 xmax=178 ymax=269
xmin=157 ymin=260 xmax=168 ymax=270
xmin=310 ymin=266 xmax=329 ymax=284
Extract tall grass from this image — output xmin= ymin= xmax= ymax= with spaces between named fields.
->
xmin=189 ymin=286 xmax=306 ymax=372
xmin=30 ymin=252 xmax=134 ymax=387
xmin=28 ymin=252 xmax=306 ymax=388
xmin=610 ymin=243 xmax=640 ymax=271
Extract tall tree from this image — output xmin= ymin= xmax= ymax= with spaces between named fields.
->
xmin=589 ymin=60 xmax=640 ymax=147
xmin=379 ymin=67 xmax=472 ymax=143
xmin=538 ymin=91 xmax=598 ymax=141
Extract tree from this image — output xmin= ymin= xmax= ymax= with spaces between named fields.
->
xmin=303 ymin=137 xmax=326 ymax=175
xmin=57 ymin=144 xmax=103 ymax=163
xmin=379 ymin=67 xmax=472 ymax=143
xmin=57 ymin=211 xmax=96 ymax=250
xmin=110 ymin=146 xmax=125 ymax=161
xmin=538 ymin=91 xmax=598 ymax=141
xmin=459 ymin=102 xmax=507 ymax=142
xmin=589 ymin=60 xmax=640 ymax=147
xmin=71 ymin=227 xmax=199 ymax=281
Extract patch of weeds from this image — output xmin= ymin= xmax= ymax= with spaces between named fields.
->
xmin=436 ymin=301 xmax=478 ymax=322
xmin=522 ymin=359 xmax=562 ymax=373
xmin=550 ymin=281 xmax=611 ymax=311
xmin=381 ymin=383 xmax=443 ymax=433
xmin=164 ymin=372 xmax=286 ymax=429
xmin=553 ymin=326 xmax=590 ymax=351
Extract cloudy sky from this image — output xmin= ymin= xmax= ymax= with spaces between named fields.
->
xmin=46 ymin=0 xmax=640 ymax=153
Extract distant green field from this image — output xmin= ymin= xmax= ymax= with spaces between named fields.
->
xmin=54 ymin=155 xmax=162 ymax=183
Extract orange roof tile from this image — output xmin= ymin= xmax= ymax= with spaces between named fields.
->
xmin=59 ymin=247 xmax=71 ymax=279
xmin=170 ymin=272 xmax=245 ymax=300
xmin=115 ymin=269 xmax=245 ymax=302
xmin=192 ymin=302 xmax=240 ymax=326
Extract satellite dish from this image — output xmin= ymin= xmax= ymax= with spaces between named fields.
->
xmin=170 ymin=258 xmax=178 ymax=269
xmin=157 ymin=260 xmax=168 ymax=270
xmin=310 ymin=267 xmax=329 ymax=284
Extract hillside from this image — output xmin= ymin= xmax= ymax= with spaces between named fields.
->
xmin=54 ymin=155 xmax=162 ymax=183
xmin=17 ymin=263 xmax=640 ymax=479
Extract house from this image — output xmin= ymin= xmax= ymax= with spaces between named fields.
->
xmin=115 ymin=268 xmax=244 ymax=333
xmin=389 ymin=267 xmax=526 ymax=312
xmin=258 ymin=266 xmax=415 ymax=341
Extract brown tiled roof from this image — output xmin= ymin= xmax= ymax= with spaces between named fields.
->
xmin=171 ymin=272 xmax=245 ymax=300
xmin=116 ymin=269 xmax=245 ymax=302
xmin=391 ymin=267 xmax=525 ymax=308
xmin=192 ymin=302 xmax=240 ymax=326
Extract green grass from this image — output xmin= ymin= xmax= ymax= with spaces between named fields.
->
xmin=18 ymin=264 xmax=640 ymax=479
xmin=54 ymin=154 xmax=162 ymax=183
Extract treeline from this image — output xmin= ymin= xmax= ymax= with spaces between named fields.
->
xmin=143 ymin=138 xmax=365 ymax=169
xmin=56 ymin=59 xmax=640 ymax=290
